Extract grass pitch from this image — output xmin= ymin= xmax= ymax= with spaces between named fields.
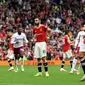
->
xmin=0 ymin=65 xmax=85 ymax=85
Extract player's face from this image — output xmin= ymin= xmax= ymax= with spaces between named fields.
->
xmin=18 ymin=27 xmax=22 ymax=35
xmin=81 ymin=26 xmax=85 ymax=31
xmin=7 ymin=31 xmax=12 ymax=37
xmin=35 ymin=18 xmax=40 ymax=26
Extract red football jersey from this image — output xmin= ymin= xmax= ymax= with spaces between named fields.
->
xmin=9 ymin=37 xmax=14 ymax=50
xmin=62 ymin=35 xmax=70 ymax=52
xmin=33 ymin=25 xmax=47 ymax=42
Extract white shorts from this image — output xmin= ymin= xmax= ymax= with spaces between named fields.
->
xmin=63 ymin=50 xmax=73 ymax=59
xmin=34 ymin=42 xmax=47 ymax=58
xmin=79 ymin=46 xmax=85 ymax=52
xmin=7 ymin=49 xmax=14 ymax=59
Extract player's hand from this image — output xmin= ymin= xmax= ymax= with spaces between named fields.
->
xmin=15 ymin=42 xmax=19 ymax=44
xmin=24 ymin=43 xmax=28 ymax=47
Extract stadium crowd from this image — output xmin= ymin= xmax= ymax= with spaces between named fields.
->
xmin=0 ymin=0 xmax=85 ymax=60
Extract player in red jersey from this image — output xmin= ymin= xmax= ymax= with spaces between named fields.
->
xmin=6 ymin=29 xmax=14 ymax=71
xmin=33 ymin=17 xmax=52 ymax=77
xmin=60 ymin=31 xmax=75 ymax=72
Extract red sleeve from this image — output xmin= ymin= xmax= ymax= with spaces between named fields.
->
xmin=10 ymin=44 xmax=14 ymax=50
xmin=64 ymin=36 xmax=67 ymax=43
xmin=43 ymin=25 xmax=47 ymax=31
xmin=33 ymin=28 xmax=35 ymax=34
xmin=65 ymin=36 xmax=70 ymax=43
xmin=10 ymin=37 xmax=14 ymax=50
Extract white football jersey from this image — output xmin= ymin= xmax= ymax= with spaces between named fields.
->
xmin=75 ymin=31 xmax=85 ymax=52
xmin=11 ymin=32 xmax=28 ymax=48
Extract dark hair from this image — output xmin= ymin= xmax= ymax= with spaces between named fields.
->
xmin=35 ymin=15 xmax=41 ymax=20
xmin=81 ymin=22 xmax=85 ymax=27
xmin=65 ymin=30 xmax=69 ymax=35
xmin=17 ymin=23 xmax=22 ymax=28
xmin=6 ymin=29 xmax=13 ymax=33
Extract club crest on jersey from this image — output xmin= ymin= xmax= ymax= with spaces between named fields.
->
xmin=40 ymin=28 xmax=42 ymax=32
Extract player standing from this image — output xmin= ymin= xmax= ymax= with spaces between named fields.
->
xmin=60 ymin=31 xmax=74 ymax=72
xmin=6 ymin=29 xmax=14 ymax=71
xmin=33 ymin=17 xmax=52 ymax=77
xmin=11 ymin=24 xmax=28 ymax=72
xmin=75 ymin=25 xmax=85 ymax=81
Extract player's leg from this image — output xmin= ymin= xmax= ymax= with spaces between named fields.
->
xmin=7 ymin=50 xmax=14 ymax=71
xmin=14 ymin=48 xmax=19 ymax=72
xmin=40 ymin=42 xmax=49 ymax=76
xmin=70 ymin=57 xmax=77 ymax=73
xmin=78 ymin=52 xmax=85 ymax=81
xmin=20 ymin=56 xmax=24 ymax=72
xmin=42 ymin=57 xmax=49 ymax=76
xmin=14 ymin=57 xmax=18 ymax=72
xmin=66 ymin=50 xmax=77 ymax=72
xmin=8 ymin=58 xmax=14 ymax=71
xmin=80 ymin=53 xmax=85 ymax=81
xmin=68 ymin=50 xmax=73 ymax=69
xmin=60 ymin=52 xmax=66 ymax=72
xmin=20 ymin=47 xmax=25 ymax=72
xmin=76 ymin=63 xmax=81 ymax=75
xmin=70 ymin=58 xmax=73 ymax=68
xmin=80 ymin=58 xmax=85 ymax=81
xmin=34 ymin=58 xmax=42 ymax=76
xmin=34 ymin=43 xmax=42 ymax=76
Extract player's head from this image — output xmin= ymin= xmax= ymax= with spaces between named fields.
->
xmin=17 ymin=24 xmax=23 ymax=35
xmin=64 ymin=30 xmax=69 ymax=35
xmin=34 ymin=17 xmax=40 ymax=26
xmin=80 ymin=22 xmax=85 ymax=31
xmin=7 ymin=29 xmax=13 ymax=37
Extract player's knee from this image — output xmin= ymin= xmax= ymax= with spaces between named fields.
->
xmin=42 ymin=57 xmax=46 ymax=62
xmin=8 ymin=58 xmax=11 ymax=62
xmin=38 ymin=62 xmax=42 ymax=66
xmin=20 ymin=56 xmax=23 ymax=58
xmin=43 ymin=62 xmax=48 ymax=66
xmin=37 ymin=58 xmax=41 ymax=62
xmin=62 ymin=61 xmax=65 ymax=64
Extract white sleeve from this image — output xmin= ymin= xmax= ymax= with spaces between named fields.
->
xmin=23 ymin=34 xmax=28 ymax=43
xmin=11 ymin=34 xmax=16 ymax=44
xmin=75 ymin=32 xmax=80 ymax=48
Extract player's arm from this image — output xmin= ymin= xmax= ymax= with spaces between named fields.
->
xmin=46 ymin=27 xmax=52 ymax=38
xmin=32 ymin=28 xmax=36 ymax=42
xmin=11 ymin=35 xmax=16 ymax=44
xmin=23 ymin=34 xmax=28 ymax=43
xmin=67 ymin=37 xmax=73 ymax=44
xmin=75 ymin=32 xmax=80 ymax=48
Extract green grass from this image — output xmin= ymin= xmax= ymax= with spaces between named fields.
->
xmin=0 ymin=65 xmax=85 ymax=85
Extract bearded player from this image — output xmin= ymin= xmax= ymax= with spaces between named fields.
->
xmin=33 ymin=17 xmax=52 ymax=77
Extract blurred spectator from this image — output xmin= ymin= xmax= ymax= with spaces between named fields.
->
xmin=0 ymin=0 xmax=85 ymax=60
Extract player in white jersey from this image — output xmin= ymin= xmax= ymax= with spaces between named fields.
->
xmin=75 ymin=24 xmax=85 ymax=81
xmin=11 ymin=24 xmax=28 ymax=72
